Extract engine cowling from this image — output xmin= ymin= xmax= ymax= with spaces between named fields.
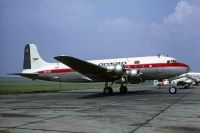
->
xmin=114 ymin=64 xmax=124 ymax=76
xmin=105 ymin=64 xmax=125 ymax=76
xmin=126 ymin=69 xmax=143 ymax=84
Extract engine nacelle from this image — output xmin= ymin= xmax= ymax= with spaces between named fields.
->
xmin=105 ymin=64 xmax=125 ymax=76
xmin=114 ymin=64 xmax=124 ymax=76
xmin=126 ymin=69 xmax=139 ymax=77
xmin=126 ymin=69 xmax=143 ymax=84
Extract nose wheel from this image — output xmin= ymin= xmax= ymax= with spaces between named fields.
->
xmin=169 ymin=86 xmax=177 ymax=94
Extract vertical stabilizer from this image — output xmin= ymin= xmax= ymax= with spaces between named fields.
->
xmin=23 ymin=44 xmax=49 ymax=70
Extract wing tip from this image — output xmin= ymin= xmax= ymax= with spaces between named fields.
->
xmin=54 ymin=55 xmax=75 ymax=62
xmin=54 ymin=55 xmax=67 ymax=59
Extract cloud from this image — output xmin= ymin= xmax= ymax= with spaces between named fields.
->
xmin=146 ymin=0 xmax=200 ymax=70
xmin=133 ymin=0 xmax=200 ymax=49
xmin=164 ymin=1 xmax=192 ymax=24
xmin=98 ymin=17 xmax=133 ymax=32
xmin=157 ymin=0 xmax=200 ymax=46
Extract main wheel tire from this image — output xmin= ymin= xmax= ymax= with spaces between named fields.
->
xmin=169 ymin=86 xmax=177 ymax=94
xmin=103 ymin=87 xmax=113 ymax=95
xmin=120 ymin=86 xmax=128 ymax=94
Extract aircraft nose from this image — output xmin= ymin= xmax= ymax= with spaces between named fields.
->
xmin=182 ymin=63 xmax=190 ymax=73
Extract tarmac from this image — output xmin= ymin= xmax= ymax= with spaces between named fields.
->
xmin=0 ymin=86 xmax=200 ymax=133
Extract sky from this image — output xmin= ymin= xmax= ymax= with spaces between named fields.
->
xmin=0 ymin=0 xmax=200 ymax=76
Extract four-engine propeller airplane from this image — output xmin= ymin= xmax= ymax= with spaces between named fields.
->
xmin=13 ymin=44 xmax=190 ymax=94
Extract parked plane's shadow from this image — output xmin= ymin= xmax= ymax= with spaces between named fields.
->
xmin=78 ymin=90 xmax=166 ymax=99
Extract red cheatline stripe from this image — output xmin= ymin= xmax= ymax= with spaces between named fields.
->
xmin=36 ymin=63 xmax=189 ymax=74
xmin=37 ymin=69 xmax=75 ymax=74
xmin=129 ymin=63 xmax=189 ymax=69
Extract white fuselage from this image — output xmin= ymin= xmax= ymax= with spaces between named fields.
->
xmin=23 ymin=55 xmax=190 ymax=83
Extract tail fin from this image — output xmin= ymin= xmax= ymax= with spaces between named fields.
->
xmin=23 ymin=44 xmax=49 ymax=70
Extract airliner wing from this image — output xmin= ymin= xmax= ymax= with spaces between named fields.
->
xmin=54 ymin=56 xmax=114 ymax=81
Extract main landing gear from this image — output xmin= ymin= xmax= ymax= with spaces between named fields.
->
xmin=119 ymin=85 xmax=128 ymax=94
xmin=103 ymin=82 xmax=113 ymax=95
xmin=103 ymin=82 xmax=128 ymax=95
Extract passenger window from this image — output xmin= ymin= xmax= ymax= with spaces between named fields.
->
xmin=135 ymin=61 xmax=140 ymax=64
xmin=167 ymin=60 xmax=170 ymax=63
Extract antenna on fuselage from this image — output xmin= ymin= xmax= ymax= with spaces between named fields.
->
xmin=158 ymin=53 xmax=168 ymax=58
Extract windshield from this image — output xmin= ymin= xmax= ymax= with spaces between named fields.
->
xmin=167 ymin=60 xmax=176 ymax=63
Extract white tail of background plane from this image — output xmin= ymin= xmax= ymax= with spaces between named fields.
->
xmin=23 ymin=44 xmax=50 ymax=71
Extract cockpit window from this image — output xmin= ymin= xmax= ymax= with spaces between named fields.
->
xmin=171 ymin=60 xmax=176 ymax=63
xmin=167 ymin=60 xmax=176 ymax=63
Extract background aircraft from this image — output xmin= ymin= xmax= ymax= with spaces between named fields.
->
xmin=154 ymin=77 xmax=193 ymax=89
xmin=154 ymin=72 xmax=200 ymax=89
xmin=182 ymin=72 xmax=200 ymax=85
xmin=13 ymin=44 xmax=190 ymax=95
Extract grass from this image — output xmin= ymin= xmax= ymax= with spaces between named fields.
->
xmin=0 ymin=77 xmax=151 ymax=94
xmin=0 ymin=78 xmax=102 ymax=94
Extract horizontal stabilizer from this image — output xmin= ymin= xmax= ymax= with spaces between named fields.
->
xmin=9 ymin=73 xmax=38 ymax=80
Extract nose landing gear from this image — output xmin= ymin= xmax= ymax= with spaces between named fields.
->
xmin=169 ymin=86 xmax=177 ymax=94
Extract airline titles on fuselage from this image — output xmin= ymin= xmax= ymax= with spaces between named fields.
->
xmin=98 ymin=61 xmax=127 ymax=66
